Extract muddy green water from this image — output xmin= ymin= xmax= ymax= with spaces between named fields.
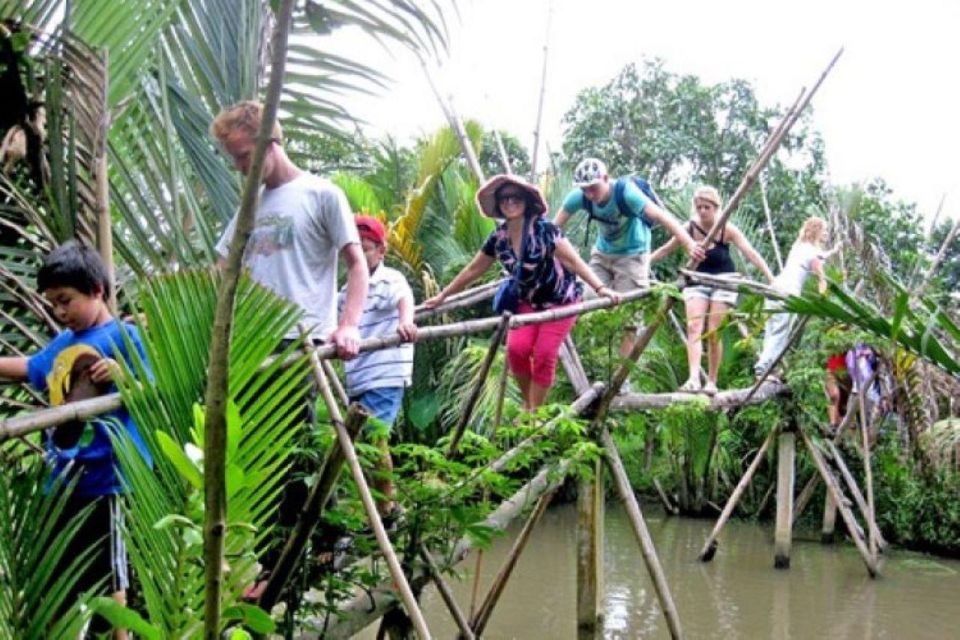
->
xmin=362 ymin=503 xmax=960 ymax=639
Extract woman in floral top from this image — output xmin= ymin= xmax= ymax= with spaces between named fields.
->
xmin=425 ymin=175 xmax=619 ymax=410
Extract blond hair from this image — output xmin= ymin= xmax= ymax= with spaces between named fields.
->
xmin=691 ymin=185 xmax=722 ymax=215
xmin=210 ymin=100 xmax=283 ymax=144
xmin=798 ymin=216 xmax=827 ymax=246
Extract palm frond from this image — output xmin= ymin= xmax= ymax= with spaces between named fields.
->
xmin=113 ymin=270 xmax=312 ymax=634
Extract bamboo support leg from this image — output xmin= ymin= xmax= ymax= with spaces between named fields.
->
xmin=321 ymin=358 xmax=350 ymax=409
xmin=799 ymin=428 xmax=877 ymax=577
xmin=825 ymin=441 xmax=888 ymax=551
xmin=471 ymin=489 xmax=555 ymax=637
xmin=258 ymin=404 xmax=368 ymax=611
xmin=560 ymin=336 xmax=591 ymax=395
xmin=791 ymin=474 xmax=820 ymax=527
xmin=305 ymin=343 xmax=433 ymax=637
xmin=576 ymin=459 xmax=604 ymax=639
xmin=820 ymin=490 xmax=838 ymax=544
xmin=774 ymin=431 xmax=796 ymax=569
xmin=447 ymin=313 xmax=511 ymax=457
xmin=419 ymin=546 xmax=475 ymax=640
xmin=699 ymin=426 xmax=778 ymax=562
xmin=858 ymin=390 xmax=879 ymax=560
xmin=600 ymin=427 xmax=682 ymax=639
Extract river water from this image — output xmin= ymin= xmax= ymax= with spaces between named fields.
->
xmin=366 ymin=503 xmax=960 ymax=639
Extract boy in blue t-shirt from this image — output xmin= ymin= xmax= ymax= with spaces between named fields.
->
xmin=0 ymin=241 xmax=151 ymax=637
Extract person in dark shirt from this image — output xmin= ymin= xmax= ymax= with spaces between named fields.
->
xmin=425 ymin=175 xmax=619 ymax=411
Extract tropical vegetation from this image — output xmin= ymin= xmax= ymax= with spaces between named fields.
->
xmin=0 ymin=0 xmax=958 ymax=636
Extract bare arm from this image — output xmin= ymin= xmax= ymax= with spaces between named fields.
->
xmin=728 ymin=225 xmax=775 ymax=283
xmin=329 ymin=243 xmax=369 ymax=359
xmin=0 ymin=356 xmax=28 ymax=381
xmin=649 ymin=237 xmax=681 ymax=263
xmin=554 ymin=238 xmax=621 ymax=302
xmin=552 ymin=208 xmax=573 ymax=229
xmin=643 ymin=203 xmax=706 ymax=262
xmin=810 ymin=257 xmax=827 ymax=294
xmin=423 ymin=251 xmax=496 ymax=307
xmin=396 ymin=292 xmax=417 ymax=342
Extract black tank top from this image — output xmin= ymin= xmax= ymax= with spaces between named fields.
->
xmin=689 ymin=221 xmax=736 ymax=275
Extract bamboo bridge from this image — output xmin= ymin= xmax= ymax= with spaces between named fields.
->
xmin=0 ymin=48 xmax=884 ymax=640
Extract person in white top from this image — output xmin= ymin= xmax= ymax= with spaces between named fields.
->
xmin=210 ymin=100 xmax=369 ymax=601
xmin=211 ymin=100 xmax=368 ymax=358
xmin=754 ymin=216 xmax=837 ymax=379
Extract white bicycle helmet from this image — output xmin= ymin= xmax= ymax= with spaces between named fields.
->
xmin=573 ymin=157 xmax=608 ymax=187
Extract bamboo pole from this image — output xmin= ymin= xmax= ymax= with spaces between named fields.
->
xmin=470 ymin=489 xmax=555 ymax=636
xmin=420 ymin=62 xmax=484 ymax=183
xmin=857 ymin=377 xmax=878 ymax=561
xmin=798 ymin=426 xmax=877 ymax=577
xmin=201 ymin=2 xmax=294 ymax=634
xmin=820 ymin=492 xmax=838 ymax=544
xmin=493 ymin=130 xmax=513 ymax=175
xmin=311 ymin=287 xmax=655 ymax=362
xmin=419 ymin=546 xmax=476 ymax=640
xmin=613 ymin=381 xmax=788 ymax=411
xmin=759 ymin=172 xmax=784 ymax=270
xmin=93 ymin=48 xmax=115 ymax=313
xmin=653 ymin=477 xmax=679 ymax=516
xmin=257 ymin=403 xmax=369 ymax=611
xmin=305 ymin=340 xmax=432 ymax=638
xmin=699 ymin=425 xmax=778 ymax=562
xmin=773 ymin=430 xmax=796 ymax=569
xmin=824 ymin=440 xmax=887 ymax=550
xmin=577 ymin=459 xmax=605 ymax=638
xmin=0 ymin=392 xmax=121 ymax=441
xmin=600 ymin=426 xmax=682 ymax=639
xmin=913 ymin=195 xmax=955 ymax=296
xmin=321 ymin=358 xmax=350 ymax=409
xmin=447 ymin=312 xmax=511 ymax=457
xmin=559 ymin=335 xmax=591 ymax=395
xmin=528 ymin=0 xmax=552 ymax=181
xmin=791 ymin=474 xmax=819 ymax=527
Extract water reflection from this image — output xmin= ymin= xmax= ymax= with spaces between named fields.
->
xmin=357 ymin=503 xmax=960 ymax=639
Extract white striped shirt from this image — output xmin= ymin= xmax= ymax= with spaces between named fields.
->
xmin=337 ymin=263 xmax=414 ymax=396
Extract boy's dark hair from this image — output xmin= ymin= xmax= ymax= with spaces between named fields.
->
xmin=37 ymin=240 xmax=111 ymax=299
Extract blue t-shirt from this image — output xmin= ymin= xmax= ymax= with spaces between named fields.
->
xmin=562 ymin=179 xmax=651 ymax=255
xmin=27 ymin=319 xmax=152 ymax=497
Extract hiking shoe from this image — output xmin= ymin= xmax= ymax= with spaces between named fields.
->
xmin=702 ymin=381 xmax=718 ymax=396
xmin=679 ymin=378 xmax=701 ymax=393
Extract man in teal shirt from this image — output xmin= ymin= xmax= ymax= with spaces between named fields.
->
xmin=554 ymin=157 xmax=704 ymax=358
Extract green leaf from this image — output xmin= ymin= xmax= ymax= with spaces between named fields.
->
xmin=223 ymin=603 xmax=276 ymax=634
xmin=88 ymin=597 xmax=161 ymax=640
xmin=156 ymin=431 xmax=203 ymax=490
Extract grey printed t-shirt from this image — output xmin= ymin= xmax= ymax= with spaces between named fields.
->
xmin=216 ymin=173 xmax=359 ymax=339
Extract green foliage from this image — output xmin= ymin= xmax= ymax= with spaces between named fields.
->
xmin=110 ymin=270 xmax=309 ymax=635
xmin=874 ymin=442 xmax=960 ymax=555
xmin=0 ymin=462 xmax=93 ymax=639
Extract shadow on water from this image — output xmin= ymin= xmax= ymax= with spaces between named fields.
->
xmin=359 ymin=503 xmax=960 ymax=639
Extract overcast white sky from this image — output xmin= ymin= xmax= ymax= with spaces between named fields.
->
xmin=325 ymin=0 xmax=957 ymax=226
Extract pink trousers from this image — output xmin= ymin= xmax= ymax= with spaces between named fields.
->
xmin=506 ymin=302 xmax=578 ymax=387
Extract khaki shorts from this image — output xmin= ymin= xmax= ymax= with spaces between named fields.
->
xmin=588 ymin=249 xmax=650 ymax=293
xmin=682 ymin=284 xmax=738 ymax=306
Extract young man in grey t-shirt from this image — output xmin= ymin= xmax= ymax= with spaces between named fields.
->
xmin=211 ymin=100 xmax=369 ymax=600
xmin=211 ymin=100 xmax=368 ymax=358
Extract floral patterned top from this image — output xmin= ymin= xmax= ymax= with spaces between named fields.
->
xmin=481 ymin=217 xmax=583 ymax=309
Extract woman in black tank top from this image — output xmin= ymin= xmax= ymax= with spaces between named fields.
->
xmin=650 ymin=186 xmax=774 ymax=394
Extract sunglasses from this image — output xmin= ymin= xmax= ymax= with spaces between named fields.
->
xmin=497 ymin=193 xmax=525 ymax=205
